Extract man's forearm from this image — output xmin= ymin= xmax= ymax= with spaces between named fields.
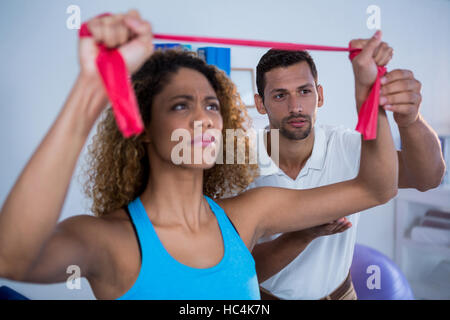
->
xmin=253 ymin=233 xmax=313 ymax=283
xmin=398 ymin=114 xmax=446 ymax=190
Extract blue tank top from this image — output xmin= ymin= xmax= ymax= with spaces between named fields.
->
xmin=117 ymin=195 xmax=260 ymax=300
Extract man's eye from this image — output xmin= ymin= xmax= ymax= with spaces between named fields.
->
xmin=301 ymin=89 xmax=312 ymax=95
xmin=274 ymin=94 xmax=285 ymax=99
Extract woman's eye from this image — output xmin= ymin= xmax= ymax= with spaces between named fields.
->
xmin=206 ymin=103 xmax=220 ymax=111
xmin=172 ymin=104 xmax=187 ymax=111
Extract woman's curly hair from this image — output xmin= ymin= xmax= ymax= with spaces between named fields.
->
xmin=83 ymin=49 xmax=259 ymax=217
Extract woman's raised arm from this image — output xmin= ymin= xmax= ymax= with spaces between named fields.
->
xmin=0 ymin=11 xmax=153 ymax=281
xmin=223 ymin=31 xmax=398 ymax=249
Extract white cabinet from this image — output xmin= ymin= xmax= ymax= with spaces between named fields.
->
xmin=395 ymin=186 xmax=450 ymax=299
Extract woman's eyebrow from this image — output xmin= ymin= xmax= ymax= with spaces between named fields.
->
xmin=169 ymin=95 xmax=219 ymax=102
xmin=169 ymin=94 xmax=194 ymax=101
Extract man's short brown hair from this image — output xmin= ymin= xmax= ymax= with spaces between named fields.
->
xmin=256 ymin=50 xmax=318 ymax=101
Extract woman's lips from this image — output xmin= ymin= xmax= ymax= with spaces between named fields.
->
xmin=191 ymin=135 xmax=216 ymax=147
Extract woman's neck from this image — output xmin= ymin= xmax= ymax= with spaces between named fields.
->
xmin=140 ymin=157 xmax=210 ymax=232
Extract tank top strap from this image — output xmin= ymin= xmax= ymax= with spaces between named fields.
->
xmin=203 ymin=195 xmax=251 ymax=257
xmin=126 ymin=198 xmax=167 ymax=265
xmin=204 ymin=195 xmax=233 ymax=236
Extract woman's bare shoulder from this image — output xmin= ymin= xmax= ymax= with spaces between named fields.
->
xmin=60 ymin=208 xmax=141 ymax=299
xmin=215 ymin=190 xmax=269 ymax=250
xmin=57 ymin=208 xmax=131 ymax=240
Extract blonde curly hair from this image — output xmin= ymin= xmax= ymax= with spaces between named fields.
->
xmin=83 ymin=49 xmax=259 ymax=217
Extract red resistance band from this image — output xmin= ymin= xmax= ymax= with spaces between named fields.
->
xmin=349 ymin=49 xmax=387 ymax=140
xmin=79 ymin=17 xmax=144 ymax=138
xmin=79 ymin=16 xmax=385 ymax=140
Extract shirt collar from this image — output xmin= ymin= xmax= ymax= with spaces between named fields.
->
xmin=257 ymin=125 xmax=327 ymax=177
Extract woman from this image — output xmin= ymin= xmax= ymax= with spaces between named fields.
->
xmin=0 ymin=11 xmax=397 ymax=299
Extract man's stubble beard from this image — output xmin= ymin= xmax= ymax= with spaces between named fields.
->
xmin=279 ymin=114 xmax=312 ymax=140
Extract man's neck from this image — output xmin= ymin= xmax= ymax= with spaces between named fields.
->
xmin=267 ymin=127 xmax=315 ymax=180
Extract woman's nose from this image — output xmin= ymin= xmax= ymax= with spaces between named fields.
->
xmin=192 ymin=108 xmax=213 ymax=130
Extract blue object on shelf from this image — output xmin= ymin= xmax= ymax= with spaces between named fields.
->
xmin=0 ymin=286 xmax=29 ymax=300
xmin=197 ymin=47 xmax=231 ymax=76
xmin=154 ymin=43 xmax=192 ymax=51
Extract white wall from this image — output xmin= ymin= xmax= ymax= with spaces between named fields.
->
xmin=0 ymin=0 xmax=448 ymax=299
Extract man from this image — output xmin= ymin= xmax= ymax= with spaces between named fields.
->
xmin=249 ymin=32 xmax=446 ymax=300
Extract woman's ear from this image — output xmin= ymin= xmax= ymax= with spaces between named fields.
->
xmin=141 ymin=129 xmax=151 ymax=144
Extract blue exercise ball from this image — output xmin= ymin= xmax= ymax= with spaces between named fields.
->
xmin=350 ymin=243 xmax=414 ymax=300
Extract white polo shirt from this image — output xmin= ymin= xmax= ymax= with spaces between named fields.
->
xmin=247 ymin=124 xmax=362 ymax=300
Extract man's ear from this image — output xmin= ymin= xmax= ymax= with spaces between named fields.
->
xmin=317 ymin=84 xmax=324 ymax=108
xmin=254 ymin=94 xmax=267 ymax=115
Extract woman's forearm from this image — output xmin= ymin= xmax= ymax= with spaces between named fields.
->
xmin=355 ymin=84 xmax=398 ymax=203
xmin=0 ymin=74 xmax=107 ymax=279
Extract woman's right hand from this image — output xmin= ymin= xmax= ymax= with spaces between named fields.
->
xmin=79 ymin=10 xmax=154 ymax=80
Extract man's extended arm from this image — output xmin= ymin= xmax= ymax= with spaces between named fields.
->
xmin=253 ymin=218 xmax=351 ymax=283
xmin=378 ymin=69 xmax=446 ymax=191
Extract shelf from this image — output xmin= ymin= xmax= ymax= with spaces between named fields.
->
xmin=395 ymin=186 xmax=450 ymax=300
xmin=396 ymin=186 xmax=450 ymax=207
xmin=401 ymin=238 xmax=450 ymax=256
xmin=409 ymin=279 xmax=450 ymax=300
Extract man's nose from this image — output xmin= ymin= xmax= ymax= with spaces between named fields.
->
xmin=287 ymin=95 xmax=303 ymax=114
